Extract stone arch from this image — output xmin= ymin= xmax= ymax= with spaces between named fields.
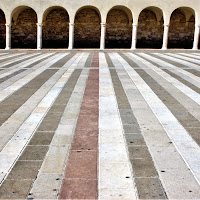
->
xmin=0 ymin=9 xmax=6 ymax=49
xmin=11 ymin=6 xmax=37 ymax=48
xmin=168 ymin=7 xmax=195 ymax=49
xmin=137 ymin=7 xmax=164 ymax=48
xmin=74 ymin=6 xmax=101 ymax=48
xmin=106 ymin=6 xmax=133 ymax=48
xmin=42 ymin=6 xmax=69 ymax=48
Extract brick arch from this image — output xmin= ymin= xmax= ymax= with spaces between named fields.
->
xmin=0 ymin=9 xmax=6 ymax=49
xmin=106 ymin=8 xmax=132 ymax=48
xmin=11 ymin=7 xmax=37 ymax=48
xmin=137 ymin=9 xmax=164 ymax=48
xmin=169 ymin=8 xmax=195 ymax=49
xmin=42 ymin=7 xmax=69 ymax=48
xmin=74 ymin=7 xmax=101 ymax=48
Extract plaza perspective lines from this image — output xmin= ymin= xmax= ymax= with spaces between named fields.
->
xmin=0 ymin=51 xmax=200 ymax=199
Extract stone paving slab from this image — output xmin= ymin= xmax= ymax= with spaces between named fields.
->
xmin=0 ymin=51 xmax=200 ymax=199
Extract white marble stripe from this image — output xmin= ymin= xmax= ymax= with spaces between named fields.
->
xmin=0 ymin=53 xmax=81 ymax=152
xmin=192 ymin=53 xmax=200 ymax=56
xmin=0 ymin=52 xmax=85 ymax=185
xmin=0 ymin=53 xmax=67 ymax=102
xmin=114 ymin=52 xmax=200 ymax=186
xmin=166 ymin=53 xmax=200 ymax=64
xmin=0 ymin=53 xmax=25 ymax=62
xmin=178 ymin=53 xmax=200 ymax=59
xmin=110 ymin=53 xmax=200 ymax=199
xmin=139 ymin=53 xmax=200 ymax=85
xmin=131 ymin=53 xmax=200 ymax=107
xmin=154 ymin=53 xmax=200 ymax=71
xmin=28 ymin=53 xmax=90 ymax=199
xmin=0 ymin=53 xmax=53 ymax=79
xmin=98 ymin=53 xmax=138 ymax=200
xmin=0 ymin=53 xmax=9 ymax=57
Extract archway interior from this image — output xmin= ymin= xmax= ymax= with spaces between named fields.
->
xmin=137 ymin=8 xmax=164 ymax=48
xmin=0 ymin=9 xmax=5 ymax=49
xmin=169 ymin=8 xmax=195 ymax=49
xmin=74 ymin=7 xmax=101 ymax=48
xmin=106 ymin=8 xmax=132 ymax=48
xmin=43 ymin=8 xmax=69 ymax=48
xmin=11 ymin=7 xmax=37 ymax=48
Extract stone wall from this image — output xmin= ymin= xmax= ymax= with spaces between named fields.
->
xmin=74 ymin=8 xmax=101 ymax=48
xmin=169 ymin=9 xmax=195 ymax=49
xmin=137 ymin=9 xmax=164 ymax=48
xmin=11 ymin=9 xmax=37 ymax=48
xmin=0 ymin=10 xmax=5 ymax=49
xmin=106 ymin=9 xmax=132 ymax=48
xmin=43 ymin=9 xmax=69 ymax=48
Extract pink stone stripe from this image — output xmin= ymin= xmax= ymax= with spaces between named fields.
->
xmin=91 ymin=53 xmax=99 ymax=68
xmin=59 ymin=54 xmax=99 ymax=199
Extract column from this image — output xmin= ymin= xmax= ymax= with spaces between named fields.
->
xmin=162 ymin=24 xmax=169 ymax=50
xmin=5 ymin=23 xmax=11 ymax=50
xmin=131 ymin=24 xmax=138 ymax=50
xmin=193 ymin=24 xmax=200 ymax=50
xmin=68 ymin=23 xmax=74 ymax=50
xmin=37 ymin=23 xmax=43 ymax=50
xmin=100 ymin=23 xmax=106 ymax=50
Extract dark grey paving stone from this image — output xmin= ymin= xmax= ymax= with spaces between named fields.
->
xmin=7 ymin=161 xmax=42 ymax=180
xmin=128 ymin=146 xmax=151 ymax=159
xmin=29 ymin=132 xmax=54 ymax=145
xmin=0 ymin=180 xmax=33 ymax=199
xmin=135 ymin=177 xmax=167 ymax=199
xmin=131 ymin=159 xmax=158 ymax=177
xmin=19 ymin=146 xmax=49 ymax=161
xmin=121 ymin=115 xmax=139 ymax=125
xmin=126 ymin=134 xmax=145 ymax=146
xmin=124 ymin=124 xmax=141 ymax=133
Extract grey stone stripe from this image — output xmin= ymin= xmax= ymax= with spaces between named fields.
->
xmin=0 ymin=69 xmax=83 ymax=199
xmin=105 ymin=53 xmax=167 ymax=199
xmin=0 ymin=54 xmax=72 ymax=126
xmin=49 ymin=52 xmax=75 ymax=68
xmin=0 ymin=69 xmax=27 ymax=84
xmin=152 ymin=53 xmax=200 ymax=77
xmin=2 ymin=53 xmax=43 ymax=69
xmin=121 ymin=53 xmax=200 ymax=148
xmin=84 ymin=52 xmax=93 ymax=68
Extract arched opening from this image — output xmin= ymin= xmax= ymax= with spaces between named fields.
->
xmin=42 ymin=7 xmax=69 ymax=48
xmin=106 ymin=6 xmax=132 ymax=48
xmin=137 ymin=7 xmax=164 ymax=48
xmin=11 ymin=7 xmax=37 ymax=48
xmin=74 ymin=7 xmax=101 ymax=48
xmin=0 ymin=9 xmax=5 ymax=49
xmin=168 ymin=7 xmax=195 ymax=49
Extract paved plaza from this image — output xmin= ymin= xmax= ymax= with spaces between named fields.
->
xmin=0 ymin=50 xmax=200 ymax=199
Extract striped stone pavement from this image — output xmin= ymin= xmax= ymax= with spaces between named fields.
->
xmin=0 ymin=51 xmax=200 ymax=199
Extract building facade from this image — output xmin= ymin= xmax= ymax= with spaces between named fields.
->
xmin=0 ymin=0 xmax=200 ymax=50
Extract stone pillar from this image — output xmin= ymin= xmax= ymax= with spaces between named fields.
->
xmin=162 ymin=24 xmax=169 ymax=50
xmin=69 ymin=23 xmax=74 ymax=50
xmin=193 ymin=25 xmax=200 ymax=50
xmin=5 ymin=23 xmax=11 ymax=50
xmin=131 ymin=24 xmax=138 ymax=50
xmin=100 ymin=23 xmax=106 ymax=50
xmin=37 ymin=23 xmax=43 ymax=50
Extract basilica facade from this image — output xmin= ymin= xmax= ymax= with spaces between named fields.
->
xmin=0 ymin=0 xmax=200 ymax=50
